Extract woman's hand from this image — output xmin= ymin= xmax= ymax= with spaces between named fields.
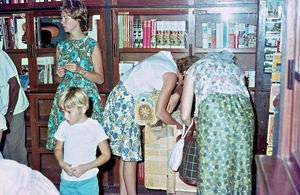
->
xmin=56 ymin=65 xmax=65 ymax=78
xmin=64 ymin=63 xmax=79 ymax=73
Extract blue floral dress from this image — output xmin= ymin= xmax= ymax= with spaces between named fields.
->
xmin=46 ymin=36 xmax=104 ymax=150
xmin=187 ymin=51 xmax=254 ymax=194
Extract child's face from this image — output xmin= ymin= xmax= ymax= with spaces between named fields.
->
xmin=62 ymin=106 xmax=86 ymax=125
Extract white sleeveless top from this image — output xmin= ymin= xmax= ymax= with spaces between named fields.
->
xmin=122 ymin=51 xmax=177 ymax=98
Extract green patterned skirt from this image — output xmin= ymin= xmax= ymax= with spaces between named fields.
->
xmin=196 ymin=93 xmax=254 ymax=195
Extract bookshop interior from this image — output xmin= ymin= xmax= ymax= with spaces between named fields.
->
xmin=0 ymin=0 xmax=299 ymax=194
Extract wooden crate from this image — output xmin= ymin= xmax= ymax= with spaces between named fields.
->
xmin=144 ymin=125 xmax=197 ymax=193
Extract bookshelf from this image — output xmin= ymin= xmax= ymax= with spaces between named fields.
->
xmin=2 ymin=0 xmax=275 ymax=188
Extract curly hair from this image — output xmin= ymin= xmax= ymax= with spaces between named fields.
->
xmin=60 ymin=0 xmax=88 ymax=33
xmin=176 ymin=55 xmax=201 ymax=73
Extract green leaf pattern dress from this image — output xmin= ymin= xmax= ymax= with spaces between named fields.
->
xmin=46 ymin=36 xmax=104 ymax=150
xmin=186 ymin=51 xmax=254 ymax=194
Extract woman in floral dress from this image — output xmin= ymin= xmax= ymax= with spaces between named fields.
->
xmin=181 ymin=50 xmax=254 ymax=194
xmin=47 ymin=0 xmax=104 ymax=150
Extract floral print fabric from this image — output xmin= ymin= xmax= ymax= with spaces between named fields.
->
xmin=46 ymin=37 xmax=104 ymax=150
xmin=186 ymin=54 xmax=249 ymax=106
xmin=196 ymin=93 xmax=254 ymax=194
xmin=102 ymin=82 xmax=142 ymax=162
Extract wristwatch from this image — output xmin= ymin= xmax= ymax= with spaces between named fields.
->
xmin=8 ymin=110 xmax=13 ymax=114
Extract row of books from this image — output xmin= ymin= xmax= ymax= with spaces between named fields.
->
xmin=0 ymin=15 xmax=27 ymax=50
xmin=0 ymin=0 xmax=27 ymax=4
xmin=201 ymin=22 xmax=257 ymax=49
xmin=118 ymin=14 xmax=186 ymax=49
xmin=35 ymin=0 xmax=61 ymax=2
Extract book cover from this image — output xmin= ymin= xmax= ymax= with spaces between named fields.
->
xmin=142 ymin=20 xmax=147 ymax=48
xmin=162 ymin=21 xmax=170 ymax=48
xmin=132 ymin=19 xmax=138 ymax=48
xmin=216 ymin=23 xmax=223 ymax=48
xmin=223 ymin=22 xmax=227 ymax=48
xmin=137 ymin=19 xmax=143 ymax=48
xmin=129 ymin=15 xmax=133 ymax=48
xmin=150 ymin=19 xmax=157 ymax=48
xmin=146 ymin=20 xmax=151 ymax=48
xmin=156 ymin=21 xmax=164 ymax=48
xmin=211 ymin=22 xmax=216 ymax=49
xmin=170 ymin=21 xmax=177 ymax=48
xmin=267 ymin=114 xmax=274 ymax=145
xmin=207 ymin=22 xmax=212 ymax=48
xmin=233 ymin=22 xmax=239 ymax=48
xmin=269 ymin=83 xmax=280 ymax=113
xmin=271 ymin=52 xmax=282 ymax=82
xmin=118 ymin=15 xmax=123 ymax=48
xmin=201 ymin=22 xmax=208 ymax=49
xmin=238 ymin=23 xmax=245 ymax=48
xmin=177 ymin=21 xmax=186 ymax=49
xmin=227 ymin=23 xmax=235 ymax=48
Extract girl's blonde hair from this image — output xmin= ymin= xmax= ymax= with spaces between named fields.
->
xmin=58 ymin=87 xmax=89 ymax=111
xmin=60 ymin=0 xmax=88 ymax=33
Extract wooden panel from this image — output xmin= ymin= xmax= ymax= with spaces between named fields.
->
xmin=255 ymin=155 xmax=298 ymax=195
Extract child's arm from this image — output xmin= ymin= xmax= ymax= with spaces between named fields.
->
xmin=72 ymin=139 xmax=111 ymax=178
xmin=54 ymin=140 xmax=74 ymax=176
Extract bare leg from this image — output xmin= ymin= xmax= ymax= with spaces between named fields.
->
xmin=123 ymin=161 xmax=137 ymax=195
xmin=119 ymin=159 xmax=127 ymax=195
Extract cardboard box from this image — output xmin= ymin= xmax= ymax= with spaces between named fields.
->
xmin=144 ymin=125 xmax=197 ymax=193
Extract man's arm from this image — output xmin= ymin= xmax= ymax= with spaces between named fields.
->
xmin=5 ymin=76 xmax=20 ymax=123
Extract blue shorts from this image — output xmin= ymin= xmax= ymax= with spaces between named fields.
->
xmin=60 ymin=176 xmax=99 ymax=195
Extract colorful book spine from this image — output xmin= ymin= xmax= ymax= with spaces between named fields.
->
xmin=146 ymin=20 xmax=151 ymax=48
xmin=227 ymin=23 xmax=235 ymax=48
xmin=132 ymin=19 xmax=138 ymax=48
xmin=156 ymin=21 xmax=164 ymax=48
xmin=150 ymin=19 xmax=157 ymax=48
xmin=233 ymin=22 xmax=239 ymax=48
xmin=202 ymin=22 xmax=208 ymax=49
xmin=118 ymin=15 xmax=123 ymax=49
xmin=211 ymin=22 xmax=216 ymax=49
xmin=142 ymin=20 xmax=147 ymax=48
xmin=177 ymin=21 xmax=186 ymax=48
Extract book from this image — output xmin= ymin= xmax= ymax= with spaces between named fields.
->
xmin=238 ymin=23 xmax=246 ymax=48
xmin=132 ymin=19 xmax=138 ymax=48
xmin=142 ymin=20 xmax=147 ymax=48
xmin=201 ymin=22 xmax=208 ymax=49
xmin=137 ymin=19 xmax=143 ymax=48
xmin=211 ymin=22 xmax=216 ymax=48
xmin=271 ymin=52 xmax=282 ymax=82
xmin=269 ymin=83 xmax=280 ymax=113
xmin=177 ymin=21 xmax=186 ymax=49
xmin=150 ymin=19 xmax=157 ymax=48
xmin=227 ymin=23 xmax=235 ymax=48
xmin=162 ymin=21 xmax=170 ymax=48
xmin=118 ymin=15 xmax=123 ymax=48
xmin=156 ymin=21 xmax=164 ymax=48
xmin=267 ymin=114 xmax=274 ymax=144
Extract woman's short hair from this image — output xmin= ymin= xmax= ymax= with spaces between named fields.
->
xmin=176 ymin=55 xmax=201 ymax=73
xmin=58 ymin=87 xmax=89 ymax=111
xmin=60 ymin=0 xmax=88 ymax=33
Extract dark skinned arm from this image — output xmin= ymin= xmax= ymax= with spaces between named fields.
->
xmin=5 ymin=76 xmax=20 ymax=123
